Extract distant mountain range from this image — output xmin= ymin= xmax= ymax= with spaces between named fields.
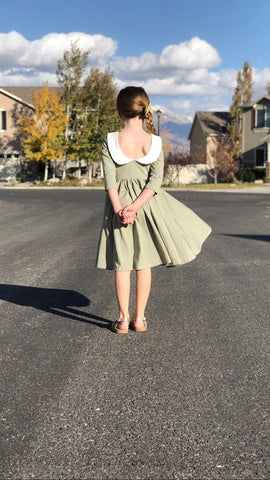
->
xmin=162 ymin=121 xmax=192 ymax=148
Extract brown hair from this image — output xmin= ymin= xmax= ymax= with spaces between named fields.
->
xmin=117 ymin=86 xmax=157 ymax=134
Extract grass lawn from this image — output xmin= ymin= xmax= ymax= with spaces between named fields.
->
xmin=163 ymin=182 xmax=260 ymax=189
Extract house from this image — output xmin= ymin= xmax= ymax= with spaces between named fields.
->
xmin=240 ymin=95 xmax=270 ymax=175
xmin=0 ymin=86 xmax=102 ymax=183
xmin=0 ymin=86 xmax=61 ymax=182
xmin=188 ymin=111 xmax=231 ymax=166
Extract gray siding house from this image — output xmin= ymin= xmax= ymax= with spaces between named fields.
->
xmin=241 ymin=94 xmax=270 ymax=168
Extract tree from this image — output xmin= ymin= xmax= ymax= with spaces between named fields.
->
xmin=230 ymin=61 xmax=253 ymax=158
xmin=57 ymin=44 xmax=120 ymax=181
xmin=160 ymin=126 xmax=173 ymax=159
xmin=80 ymin=67 xmax=120 ymax=166
xmin=18 ymin=85 xmax=66 ymax=181
xmin=57 ymin=41 xmax=90 ymax=178
xmin=57 ymin=40 xmax=89 ymax=107
xmin=208 ymin=135 xmax=240 ymax=184
xmin=242 ymin=61 xmax=253 ymax=104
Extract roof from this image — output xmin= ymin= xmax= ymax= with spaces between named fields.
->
xmin=240 ymin=94 xmax=270 ymax=109
xmin=0 ymin=86 xmax=62 ymax=108
xmin=188 ymin=111 xmax=231 ymax=139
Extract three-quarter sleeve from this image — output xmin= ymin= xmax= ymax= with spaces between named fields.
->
xmin=101 ymin=138 xmax=118 ymax=190
xmin=146 ymin=148 xmax=164 ymax=192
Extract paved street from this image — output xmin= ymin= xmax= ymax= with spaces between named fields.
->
xmin=0 ymin=188 xmax=269 ymax=480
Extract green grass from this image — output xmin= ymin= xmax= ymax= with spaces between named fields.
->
xmin=163 ymin=182 xmax=259 ymax=189
xmin=33 ymin=178 xmax=104 ymax=187
xmin=28 ymin=180 xmax=265 ymax=189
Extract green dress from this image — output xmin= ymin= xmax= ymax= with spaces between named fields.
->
xmin=96 ymin=132 xmax=212 ymax=271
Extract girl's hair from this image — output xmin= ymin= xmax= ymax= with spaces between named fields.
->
xmin=117 ymin=86 xmax=157 ymax=134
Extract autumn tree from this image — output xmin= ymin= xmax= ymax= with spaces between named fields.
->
xmin=19 ymin=85 xmax=66 ymax=181
xmin=208 ymin=135 xmax=240 ymax=184
xmin=160 ymin=125 xmax=173 ymax=159
xmin=230 ymin=61 xmax=253 ymax=158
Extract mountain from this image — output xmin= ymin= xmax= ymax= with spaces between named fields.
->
xmin=162 ymin=121 xmax=192 ymax=149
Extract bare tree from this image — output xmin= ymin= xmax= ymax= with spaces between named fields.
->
xmin=230 ymin=61 xmax=253 ymax=158
xmin=209 ymin=135 xmax=240 ymax=184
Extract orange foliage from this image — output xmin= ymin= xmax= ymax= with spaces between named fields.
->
xmin=19 ymin=85 xmax=66 ymax=163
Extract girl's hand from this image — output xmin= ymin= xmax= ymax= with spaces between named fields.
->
xmin=117 ymin=207 xmax=135 ymax=224
xmin=122 ymin=204 xmax=138 ymax=218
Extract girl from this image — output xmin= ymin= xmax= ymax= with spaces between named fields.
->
xmin=96 ymin=86 xmax=211 ymax=334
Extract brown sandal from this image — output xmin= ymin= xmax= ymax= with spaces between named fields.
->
xmin=130 ymin=317 xmax=147 ymax=332
xmin=111 ymin=317 xmax=129 ymax=334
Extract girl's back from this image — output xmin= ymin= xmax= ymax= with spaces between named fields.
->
xmin=118 ymin=129 xmax=152 ymax=160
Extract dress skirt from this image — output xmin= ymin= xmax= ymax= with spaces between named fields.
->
xmin=96 ymin=178 xmax=212 ymax=271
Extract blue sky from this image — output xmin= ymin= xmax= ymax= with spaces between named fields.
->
xmin=1 ymin=0 xmax=270 ymax=123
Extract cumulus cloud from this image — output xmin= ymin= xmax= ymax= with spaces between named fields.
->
xmin=113 ymin=37 xmax=220 ymax=78
xmin=0 ymin=31 xmax=117 ymax=73
xmin=160 ymin=37 xmax=220 ymax=70
xmin=1 ymin=31 xmax=269 ymax=121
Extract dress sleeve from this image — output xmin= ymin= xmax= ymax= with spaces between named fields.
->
xmin=145 ymin=148 xmax=164 ymax=192
xmin=101 ymin=138 xmax=118 ymax=190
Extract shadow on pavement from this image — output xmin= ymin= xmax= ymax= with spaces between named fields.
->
xmin=0 ymin=284 xmax=111 ymax=329
xmin=219 ymin=234 xmax=270 ymax=243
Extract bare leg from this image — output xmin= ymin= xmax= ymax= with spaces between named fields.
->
xmin=133 ymin=268 xmax=151 ymax=328
xmin=115 ymin=271 xmax=131 ymax=330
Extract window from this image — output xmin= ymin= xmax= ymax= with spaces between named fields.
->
xmin=256 ymin=149 xmax=266 ymax=167
xmin=0 ymin=110 xmax=7 ymax=130
xmin=254 ymin=107 xmax=270 ymax=128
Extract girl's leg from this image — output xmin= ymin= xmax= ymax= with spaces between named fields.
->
xmin=133 ymin=268 xmax=151 ymax=327
xmin=115 ymin=271 xmax=131 ymax=329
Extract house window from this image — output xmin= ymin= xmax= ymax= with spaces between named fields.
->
xmin=0 ymin=110 xmax=7 ymax=130
xmin=255 ymin=108 xmax=270 ymax=128
xmin=256 ymin=149 xmax=265 ymax=167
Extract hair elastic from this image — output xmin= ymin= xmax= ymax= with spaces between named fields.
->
xmin=144 ymin=102 xmax=152 ymax=115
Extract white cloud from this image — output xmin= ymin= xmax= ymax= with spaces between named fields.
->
xmin=1 ymin=31 xmax=269 ymax=119
xmin=152 ymin=104 xmax=193 ymax=125
xmin=160 ymin=37 xmax=220 ymax=70
xmin=112 ymin=37 xmax=220 ymax=81
xmin=253 ymin=68 xmax=270 ymax=96
xmin=0 ymin=31 xmax=117 ymax=73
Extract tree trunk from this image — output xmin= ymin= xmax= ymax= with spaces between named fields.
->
xmin=78 ymin=160 xmax=81 ymax=180
xmin=44 ymin=161 xmax=49 ymax=182
xmin=214 ymin=170 xmax=218 ymax=184
xmin=88 ymin=162 xmax=92 ymax=183
xmin=53 ymin=160 xmax=56 ymax=179
xmin=62 ymin=161 xmax=67 ymax=180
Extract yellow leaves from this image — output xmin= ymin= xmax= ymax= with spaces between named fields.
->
xmin=18 ymin=84 xmax=66 ymax=163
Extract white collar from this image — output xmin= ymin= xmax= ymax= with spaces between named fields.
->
xmin=107 ymin=132 xmax=162 ymax=165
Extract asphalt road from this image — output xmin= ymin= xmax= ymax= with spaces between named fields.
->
xmin=0 ymin=188 xmax=269 ymax=480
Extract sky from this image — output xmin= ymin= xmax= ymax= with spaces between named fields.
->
xmin=1 ymin=0 xmax=270 ymax=124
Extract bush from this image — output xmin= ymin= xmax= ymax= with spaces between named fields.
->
xmin=236 ymin=167 xmax=256 ymax=183
xmin=253 ymin=167 xmax=266 ymax=180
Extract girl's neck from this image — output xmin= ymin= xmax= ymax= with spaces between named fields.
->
xmin=120 ymin=116 xmax=144 ymax=133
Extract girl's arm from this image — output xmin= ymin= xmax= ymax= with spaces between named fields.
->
xmin=108 ymin=188 xmax=123 ymax=214
xmin=102 ymin=138 xmax=130 ymax=223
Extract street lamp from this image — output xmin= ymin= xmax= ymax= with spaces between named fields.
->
xmin=156 ymin=109 xmax=161 ymax=135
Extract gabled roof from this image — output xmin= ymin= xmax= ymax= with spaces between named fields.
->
xmin=240 ymin=94 xmax=270 ymax=109
xmin=0 ymin=86 xmax=62 ymax=109
xmin=188 ymin=111 xmax=230 ymax=139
